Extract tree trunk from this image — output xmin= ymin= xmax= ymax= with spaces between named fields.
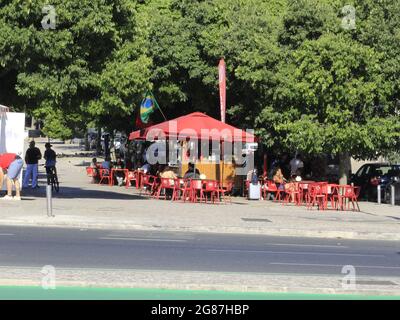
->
xmin=338 ymin=152 xmax=351 ymax=185
xmin=96 ymin=127 xmax=102 ymax=156
xmin=84 ymin=131 xmax=89 ymax=151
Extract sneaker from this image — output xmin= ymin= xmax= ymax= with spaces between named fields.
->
xmin=13 ymin=196 xmax=21 ymax=201
xmin=2 ymin=195 xmax=13 ymax=200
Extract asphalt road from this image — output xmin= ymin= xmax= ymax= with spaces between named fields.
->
xmin=0 ymin=226 xmax=399 ymax=277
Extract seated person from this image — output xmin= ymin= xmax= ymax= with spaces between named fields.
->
xmin=101 ymin=156 xmax=112 ymax=176
xmin=114 ymin=157 xmax=125 ymax=186
xmin=90 ymin=158 xmax=99 ymax=168
xmin=0 ymin=153 xmax=23 ymax=200
xmin=89 ymin=157 xmax=100 ymax=182
xmin=273 ymin=167 xmax=286 ymax=190
xmin=139 ymin=162 xmax=151 ymax=174
xmin=183 ymin=163 xmax=200 ymax=180
xmin=160 ymin=166 xmax=177 ymax=179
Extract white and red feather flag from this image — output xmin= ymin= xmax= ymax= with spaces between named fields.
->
xmin=218 ymin=58 xmax=226 ymax=123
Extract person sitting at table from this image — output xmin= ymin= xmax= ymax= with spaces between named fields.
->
xmin=139 ymin=161 xmax=151 ymax=174
xmin=114 ymin=157 xmax=125 ymax=186
xmin=284 ymin=181 xmax=297 ymax=203
xmin=273 ymin=167 xmax=286 ymax=190
xmin=183 ymin=163 xmax=200 ymax=180
xmin=160 ymin=165 xmax=177 ymax=179
xmin=88 ymin=158 xmax=100 ymax=183
xmin=101 ymin=156 xmax=112 ymax=176
xmin=158 ymin=166 xmax=177 ymax=198
xmin=90 ymin=158 xmax=99 ymax=168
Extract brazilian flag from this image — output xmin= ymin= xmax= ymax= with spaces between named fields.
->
xmin=140 ymin=91 xmax=160 ymax=123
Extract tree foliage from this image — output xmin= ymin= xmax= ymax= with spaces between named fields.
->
xmin=0 ymin=0 xmax=399 ymax=164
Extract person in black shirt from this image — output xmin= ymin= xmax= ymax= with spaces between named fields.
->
xmin=183 ymin=162 xmax=200 ymax=180
xmin=44 ymin=143 xmax=57 ymax=175
xmin=22 ymin=141 xmax=42 ymax=189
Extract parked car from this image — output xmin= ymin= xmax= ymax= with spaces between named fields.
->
xmin=384 ymin=176 xmax=400 ymax=204
xmin=350 ymin=163 xmax=400 ymax=201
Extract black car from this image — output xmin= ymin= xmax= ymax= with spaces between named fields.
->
xmin=350 ymin=163 xmax=400 ymax=202
xmin=384 ymin=176 xmax=400 ymax=204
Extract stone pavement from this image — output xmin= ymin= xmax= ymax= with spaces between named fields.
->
xmin=1 ymin=266 xmax=399 ymax=296
xmin=0 ymin=140 xmax=399 ymax=241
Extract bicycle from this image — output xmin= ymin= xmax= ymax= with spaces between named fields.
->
xmin=45 ymin=165 xmax=60 ymax=193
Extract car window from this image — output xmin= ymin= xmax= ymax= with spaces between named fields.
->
xmin=375 ymin=166 xmax=392 ymax=175
xmin=355 ymin=166 xmax=367 ymax=177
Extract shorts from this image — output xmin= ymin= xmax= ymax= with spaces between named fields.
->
xmin=7 ymin=159 xmax=24 ymax=180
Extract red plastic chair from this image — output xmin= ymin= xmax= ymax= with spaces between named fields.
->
xmin=297 ymin=182 xmax=310 ymax=205
xmin=202 ymin=180 xmax=220 ymax=203
xmin=283 ymin=182 xmax=301 ymax=205
xmin=156 ymin=178 xmax=176 ymax=200
xmin=86 ymin=167 xmax=98 ymax=183
xmin=86 ymin=167 xmax=94 ymax=176
xmin=127 ymin=171 xmax=138 ymax=188
xmin=336 ymin=185 xmax=361 ymax=212
xmin=179 ymin=179 xmax=195 ymax=202
xmin=263 ymin=180 xmax=279 ymax=201
xmin=243 ymin=180 xmax=250 ymax=198
xmin=307 ymin=182 xmax=328 ymax=210
xmin=140 ymin=175 xmax=157 ymax=196
xmin=190 ymin=180 xmax=204 ymax=203
xmin=218 ymin=181 xmax=234 ymax=204
xmin=172 ymin=178 xmax=186 ymax=201
xmin=99 ymin=168 xmax=111 ymax=185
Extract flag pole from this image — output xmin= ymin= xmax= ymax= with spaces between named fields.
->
xmin=151 ymin=92 xmax=167 ymax=121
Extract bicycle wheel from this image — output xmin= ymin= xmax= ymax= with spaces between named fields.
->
xmin=52 ymin=173 xmax=60 ymax=193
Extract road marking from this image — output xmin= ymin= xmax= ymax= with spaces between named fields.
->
xmin=268 ymin=243 xmax=348 ymax=249
xmin=99 ymin=237 xmax=187 ymax=242
xmin=270 ymin=262 xmax=400 ymax=270
xmin=106 ymin=233 xmax=195 ymax=240
xmin=208 ymin=249 xmax=384 ymax=257
xmin=0 ymin=234 xmax=14 ymax=236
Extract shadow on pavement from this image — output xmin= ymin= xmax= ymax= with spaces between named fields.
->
xmin=21 ymin=186 xmax=146 ymax=201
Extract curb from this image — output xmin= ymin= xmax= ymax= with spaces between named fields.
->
xmin=0 ymin=219 xmax=398 ymax=241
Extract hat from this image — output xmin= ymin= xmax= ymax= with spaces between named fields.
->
xmin=45 ymin=142 xmax=52 ymax=148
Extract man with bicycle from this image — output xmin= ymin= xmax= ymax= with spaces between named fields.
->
xmin=44 ymin=143 xmax=57 ymax=185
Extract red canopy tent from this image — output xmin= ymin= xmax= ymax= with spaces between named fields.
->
xmin=129 ymin=112 xmax=257 ymax=186
xmin=129 ymin=112 xmax=256 ymax=142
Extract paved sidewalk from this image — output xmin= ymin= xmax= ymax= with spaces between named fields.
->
xmin=1 ymin=267 xmax=399 ymax=296
xmin=0 ymin=141 xmax=399 ymax=241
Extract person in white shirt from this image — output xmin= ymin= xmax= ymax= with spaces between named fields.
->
xmin=290 ymin=154 xmax=304 ymax=176
xmin=140 ymin=162 xmax=151 ymax=174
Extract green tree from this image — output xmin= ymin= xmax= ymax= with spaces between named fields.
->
xmin=1 ymin=0 xmax=152 ymax=139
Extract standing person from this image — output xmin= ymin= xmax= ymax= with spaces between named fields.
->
xmin=0 ymin=154 xmax=24 ymax=200
xmin=0 ymin=153 xmax=17 ymax=194
xmin=22 ymin=141 xmax=42 ymax=189
xmin=290 ymin=154 xmax=304 ymax=177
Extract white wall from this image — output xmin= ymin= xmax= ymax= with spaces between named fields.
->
xmin=0 ymin=112 xmax=26 ymax=190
